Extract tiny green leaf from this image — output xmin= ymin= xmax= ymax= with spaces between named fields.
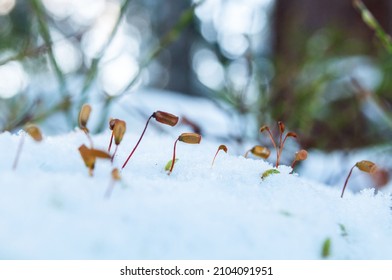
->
xmin=165 ymin=158 xmax=179 ymax=171
xmin=338 ymin=224 xmax=348 ymax=237
xmin=261 ymin=169 xmax=280 ymax=179
xmin=321 ymin=238 xmax=331 ymax=258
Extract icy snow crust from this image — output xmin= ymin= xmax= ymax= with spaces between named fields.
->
xmin=1 ymin=89 xmax=392 ymax=259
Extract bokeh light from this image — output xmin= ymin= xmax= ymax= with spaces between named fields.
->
xmin=0 ymin=61 xmax=28 ymax=99
xmin=0 ymin=0 xmax=15 ymax=16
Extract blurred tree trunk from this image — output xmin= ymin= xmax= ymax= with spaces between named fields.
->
xmin=271 ymin=0 xmax=392 ymax=150
xmin=154 ymin=0 xmax=199 ymax=96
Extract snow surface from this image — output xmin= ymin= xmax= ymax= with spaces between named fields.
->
xmin=1 ymin=89 xmax=392 ymax=259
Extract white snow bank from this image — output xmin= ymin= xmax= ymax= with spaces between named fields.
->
xmin=1 ymin=88 xmax=391 ymax=259
xmin=0 ymin=126 xmax=391 ymax=259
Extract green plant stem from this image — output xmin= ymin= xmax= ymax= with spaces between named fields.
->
xmin=341 ymin=165 xmax=356 ymax=198
xmin=97 ymin=0 xmax=131 ymax=59
xmin=78 ymin=0 xmax=133 ymax=106
xmin=4 ymin=1 xmax=203 ymax=133
xmin=321 ymin=238 xmax=331 ymax=258
xmin=94 ymin=96 xmax=114 ymax=133
xmin=0 ymin=32 xmax=84 ymax=67
xmin=121 ymin=114 xmax=153 ymax=170
xmin=31 ymin=0 xmax=68 ymax=98
xmin=354 ymin=0 xmax=392 ymax=53
xmin=0 ymin=44 xmax=49 ymax=67
xmin=169 ymin=138 xmax=179 ymax=175
xmin=30 ymin=0 xmax=75 ymax=128
xmin=94 ymin=1 xmax=202 ymax=133
xmin=3 ymin=97 xmax=71 ymax=132
xmin=351 ymin=78 xmax=392 ymax=131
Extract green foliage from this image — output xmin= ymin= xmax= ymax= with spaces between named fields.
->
xmin=0 ymin=1 xmax=197 ymax=133
xmin=321 ymin=237 xmax=331 ymax=258
xmin=261 ymin=169 xmax=280 ymax=180
xmin=354 ymin=0 xmax=392 ymax=53
xmin=165 ymin=159 xmax=179 ymax=171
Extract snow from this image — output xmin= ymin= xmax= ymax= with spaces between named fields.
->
xmin=0 ymin=88 xmax=392 ymax=259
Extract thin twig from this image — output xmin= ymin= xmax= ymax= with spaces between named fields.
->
xmin=78 ymin=0 xmax=134 ymax=106
xmin=93 ymin=2 xmax=202 ymax=133
xmin=353 ymin=0 xmax=392 ymax=53
xmin=0 ymin=32 xmax=84 ymax=67
xmin=31 ymin=0 xmax=68 ymax=98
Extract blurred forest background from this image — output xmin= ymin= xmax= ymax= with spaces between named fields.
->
xmin=1 ymin=0 xmax=392 ymax=152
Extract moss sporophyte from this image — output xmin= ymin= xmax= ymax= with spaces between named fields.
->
xmin=290 ymin=149 xmax=308 ymax=174
xmin=167 ymin=133 xmax=201 ymax=175
xmin=78 ymin=104 xmax=93 ymax=147
xmin=107 ymin=119 xmax=126 ymax=161
xmin=211 ymin=145 xmax=228 ymax=167
xmin=78 ymin=144 xmax=111 ymax=176
xmin=260 ymin=121 xmax=297 ymax=168
xmin=244 ymin=145 xmax=270 ymax=159
xmin=122 ymin=111 xmax=179 ymax=170
xmin=341 ymin=160 xmax=377 ymax=198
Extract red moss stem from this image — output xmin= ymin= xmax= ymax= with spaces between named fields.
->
xmin=277 ymin=133 xmax=289 ymax=167
xmin=211 ymin=149 xmax=220 ymax=167
xmin=341 ymin=165 xmax=356 ymax=198
xmin=108 ymin=132 xmax=114 ymax=152
xmin=264 ymin=128 xmax=278 ymax=167
xmin=122 ymin=114 xmax=153 ymax=170
xmin=168 ymin=138 xmax=179 ymax=175
xmin=290 ymin=159 xmax=297 ymax=174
